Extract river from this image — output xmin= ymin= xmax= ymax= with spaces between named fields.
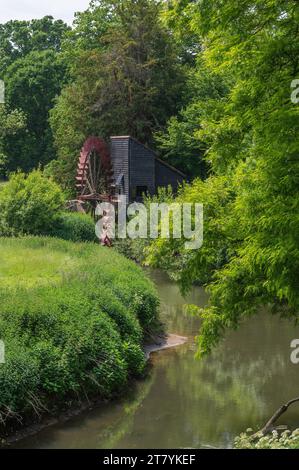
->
xmin=14 ymin=270 xmax=299 ymax=449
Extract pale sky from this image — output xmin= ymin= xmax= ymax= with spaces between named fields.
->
xmin=0 ymin=0 xmax=92 ymax=25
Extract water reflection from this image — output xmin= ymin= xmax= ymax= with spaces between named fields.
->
xmin=15 ymin=270 xmax=299 ymax=449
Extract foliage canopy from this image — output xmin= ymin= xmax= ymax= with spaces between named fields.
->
xmin=147 ymin=0 xmax=299 ymax=355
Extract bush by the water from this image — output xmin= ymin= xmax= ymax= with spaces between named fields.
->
xmin=0 ymin=237 xmax=160 ymax=434
xmin=235 ymin=429 xmax=299 ymax=449
xmin=51 ymin=212 xmax=97 ymax=243
xmin=113 ymin=187 xmax=175 ymax=265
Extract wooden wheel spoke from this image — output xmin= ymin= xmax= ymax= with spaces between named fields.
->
xmin=88 ymin=152 xmax=95 ymax=192
xmin=96 ymin=159 xmax=103 ymax=192
xmin=93 ymin=150 xmax=97 ymax=188
xmin=76 ymin=137 xmax=113 ymax=217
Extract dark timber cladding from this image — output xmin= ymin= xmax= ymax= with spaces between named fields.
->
xmin=155 ymin=158 xmax=185 ymax=193
xmin=129 ymin=137 xmax=156 ymax=199
xmin=110 ymin=136 xmax=130 ymax=200
xmin=110 ymin=136 xmax=185 ymax=202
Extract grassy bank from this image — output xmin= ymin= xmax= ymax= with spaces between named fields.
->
xmin=0 ymin=237 xmax=160 ymax=438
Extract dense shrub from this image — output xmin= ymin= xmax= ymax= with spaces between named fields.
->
xmin=0 ymin=171 xmax=64 ymax=236
xmin=113 ymin=186 xmax=175 ymax=265
xmin=235 ymin=429 xmax=299 ymax=449
xmin=0 ymin=172 xmax=98 ymax=244
xmin=0 ymin=237 xmax=159 ymax=433
xmin=51 ymin=212 xmax=97 ymax=243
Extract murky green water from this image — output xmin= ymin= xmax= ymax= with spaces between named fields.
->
xmin=15 ymin=270 xmax=299 ymax=449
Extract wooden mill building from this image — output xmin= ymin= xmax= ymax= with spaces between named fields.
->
xmin=110 ymin=136 xmax=185 ymax=202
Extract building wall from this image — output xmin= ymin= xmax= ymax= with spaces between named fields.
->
xmin=110 ymin=136 xmax=185 ymax=201
xmin=110 ymin=137 xmax=130 ymax=200
xmin=155 ymin=158 xmax=185 ymax=193
xmin=129 ymin=138 xmax=156 ymax=200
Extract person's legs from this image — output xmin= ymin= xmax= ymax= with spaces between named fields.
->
xmin=104 ymin=235 xmax=112 ymax=247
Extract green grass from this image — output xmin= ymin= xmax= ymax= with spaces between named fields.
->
xmin=0 ymin=237 xmax=160 ymax=435
xmin=0 ymin=243 xmax=78 ymax=288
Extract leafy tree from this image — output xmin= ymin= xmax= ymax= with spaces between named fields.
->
xmin=0 ymin=105 xmax=26 ymax=177
xmin=0 ymin=17 xmax=69 ymax=174
xmin=161 ymin=0 xmax=202 ymax=65
xmin=155 ymin=62 xmax=230 ymax=176
xmin=0 ymin=106 xmax=26 ymax=143
xmin=0 ymin=16 xmax=70 ymax=74
xmin=154 ymin=1 xmax=230 ymax=176
xmin=50 ymin=0 xmax=187 ymax=190
xmin=3 ymin=50 xmax=67 ymax=172
xmin=148 ymin=0 xmax=299 ymax=355
xmin=65 ymin=0 xmax=119 ymax=55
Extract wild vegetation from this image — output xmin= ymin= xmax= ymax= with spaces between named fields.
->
xmin=0 ymin=237 xmax=159 ymax=435
xmin=0 ymin=170 xmax=96 ymax=242
xmin=146 ymin=0 xmax=299 ymax=357
xmin=235 ymin=429 xmax=299 ymax=450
